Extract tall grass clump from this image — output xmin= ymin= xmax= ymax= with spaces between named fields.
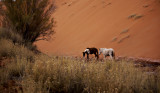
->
xmin=0 ymin=27 xmax=23 ymax=44
xmin=20 ymin=57 xmax=160 ymax=93
xmin=0 ymin=55 xmax=34 ymax=93
xmin=0 ymin=27 xmax=38 ymax=59
xmin=0 ymin=38 xmax=35 ymax=92
xmin=0 ymin=38 xmax=34 ymax=60
xmin=0 ymin=56 xmax=30 ymax=83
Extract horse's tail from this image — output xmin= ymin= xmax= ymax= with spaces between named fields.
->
xmin=112 ymin=51 xmax=115 ymax=60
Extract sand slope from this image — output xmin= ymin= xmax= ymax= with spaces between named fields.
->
xmin=37 ymin=0 xmax=160 ymax=59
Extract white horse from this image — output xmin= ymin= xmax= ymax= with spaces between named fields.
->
xmin=99 ymin=48 xmax=115 ymax=60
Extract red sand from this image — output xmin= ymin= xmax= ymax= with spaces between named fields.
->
xmin=36 ymin=0 xmax=160 ymax=59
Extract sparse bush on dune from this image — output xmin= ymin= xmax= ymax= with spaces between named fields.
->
xmin=0 ymin=27 xmax=40 ymax=56
xmin=0 ymin=38 xmax=35 ymax=92
xmin=0 ymin=38 xmax=35 ymax=60
xmin=0 ymin=0 xmax=56 ymax=54
xmin=0 ymin=56 xmax=33 ymax=93
xmin=0 ymin=27 xmax=23 ymax=44
xmin=128 ymin=14 xmax=143 ymax=20
xmin=0 ymin=0 xmax=55 ymax=91
xmin=1 ymin=0 xmax=56 ymax=44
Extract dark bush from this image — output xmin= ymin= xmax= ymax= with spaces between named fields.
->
xmin=0 ymin=27 xmax=23 ymax=44
xmin=1 ymin=0 xmax=56 ymax=44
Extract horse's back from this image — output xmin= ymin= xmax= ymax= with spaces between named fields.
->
xmin=103 ymin=48 xmax=114 ymax=51
xmin=108 ymin=48 xmax=114 ymax=50
xmin=87 ymin=47 xmax=98 ymax=51
xmin=101 ymin=48 xmax=114 ymax=54
xmin=86 ymin=47 xmax=98 ymax=54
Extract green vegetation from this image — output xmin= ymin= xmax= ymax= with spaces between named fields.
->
xmin=0 ymin=27 xmax=23 ymax=44
xmin=1 ymin=0 xmax=55 ymax=44
xmin=0 ymin=28 xmax=35 ymax=59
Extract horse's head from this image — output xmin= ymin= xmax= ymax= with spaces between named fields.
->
xmin=83 ymin=49 xmax=90 ymax=58
xmin=84 ymin=49 xmax=90 ymax=54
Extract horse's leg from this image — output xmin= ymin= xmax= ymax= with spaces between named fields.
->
xmin=112 ymin=51 xmax=115 ymax=60
xmin=87 ymin=54 xmax=89 ymax=60
xmin=109 ymin=53 xmax=113 ymax=61
xmin=83 ymin=52 xmax=85 ymax=60
xmin=96 ymin=51 xmax=99 ymax=60
xmin=93 ymin=53 xmax=96 ymax=60
xmin=103 ymin=54 xmax=106 ymax=61
xmin=94 ymin=53 xmax=98 ymax=60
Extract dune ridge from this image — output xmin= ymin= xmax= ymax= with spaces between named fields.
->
xmin=36 ymin=0 xmax=160 ymax=60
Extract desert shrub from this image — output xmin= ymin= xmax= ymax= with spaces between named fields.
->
xmin=0 ymin=39 xmax=15 ymax=57
xmin=0 ymin=27 xmax=23 ymax=44
xmin=0 ymin=67 xmax=10 ymax=85
xmin=0 ymin=55 xmax=33 ymax=93
xmin=6 ymin=56 xmax=29 ymax=79
xmin=0 ymin=39 xmax=35 ymax=61
xmin=134 ymin=15 xmax=143 ymax=20
xmin=0 ymin=39 xmax=35 ymax=91
xmin=0 ymin=56 xmax=28 ymax=82
xmin=118 ymin=35 xmax=130 ymax=43
xmin=120 ymin=29 xmax=129 ymax=34
xmin=111 ymin=36 xmax=117 ymax=42
xmin=1 ymin=0 xmax=55 ymax=44
xmin=0 ymin=28 xmax=40 ymax=53
xmin=128 ymin=14 xmax=137 ymax=19
xmin=128 ymin=14 xmax=143 ymax=20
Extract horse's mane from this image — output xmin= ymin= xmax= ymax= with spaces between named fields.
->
xmin=86 ymin=47 xmax=97 ymax=49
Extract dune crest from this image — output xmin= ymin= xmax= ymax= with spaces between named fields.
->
xmin=37 ymin=0 xmax=160 ymax=60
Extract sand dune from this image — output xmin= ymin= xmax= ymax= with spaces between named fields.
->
xmin=36 ymin=0 xmax=160 ymax=59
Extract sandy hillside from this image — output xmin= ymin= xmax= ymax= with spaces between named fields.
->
xmin=37 ymin=0 xmax=160 ymax=60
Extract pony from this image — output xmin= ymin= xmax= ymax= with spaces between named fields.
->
xmin=99 ymin=48 xmax=115 ymax=60
xmin=83 ymin=48 xmax=99 ymax=59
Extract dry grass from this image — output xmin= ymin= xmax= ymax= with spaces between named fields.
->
xmin=0 ymin=36 xmax=160 ymax=93
xmin=0 ymin=27 xmax=23 ymax=44
xmin=0 ymin=39 xmax=34 ymax=61
xmin=1 ymin=54 xmax=160 ymax=93
xmin=128 ymin=14 xmax=143 ymax=20
xmin=23 ymin=57 xmax=160 ymax=93
xmin=134 ymin=15 xmax=143 ymax=20
xmin=120 ymin=29 xmax=129 ymax=34
xmin=128 ymin=14 xmax=137 ymax=19
xmin=111 ymin=36 xmax=117 ymax=42
xmin=118 ymin=35 xmax=130 ymax=43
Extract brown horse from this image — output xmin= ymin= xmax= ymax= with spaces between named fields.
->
xmin=83 ymin=48 xmax=99 ymax=59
